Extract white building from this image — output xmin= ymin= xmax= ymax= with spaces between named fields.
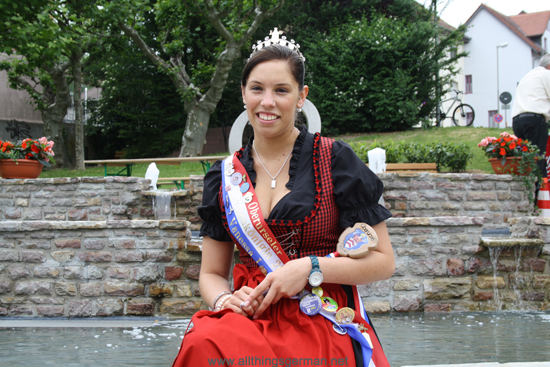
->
xmin=462 ymin=5 xmax=548 ymax=128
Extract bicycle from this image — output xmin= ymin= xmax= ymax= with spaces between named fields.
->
xmin=433 ymin=89 xmax=475 ymax=127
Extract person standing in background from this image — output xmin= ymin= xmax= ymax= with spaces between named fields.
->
xmin=512 ymin=53 xmax=550 ymax=178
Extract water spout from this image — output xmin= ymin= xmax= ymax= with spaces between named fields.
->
xmin=153 ymin=191 xmax=173 ymax=220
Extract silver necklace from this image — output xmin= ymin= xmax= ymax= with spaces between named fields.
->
xmin=252 ymin=141 xmax=293 ymax=189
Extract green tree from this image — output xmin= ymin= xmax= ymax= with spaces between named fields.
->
xmin=0 ymin=0 xmax=102 ymax=169
xmin=100 ymin=0 xmax=284 ymax=156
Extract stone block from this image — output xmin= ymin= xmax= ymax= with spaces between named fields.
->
xmin=54 ymin=239 xmax=81 ymax=249
xmin=393 ymin=279 xmax=420 ymax=291
xmin=137 ymin=240 xmax=169 ymax=249
xmin=34 ymin=266 xmax=60 ymax=278
xmin=149 ymin=283 xmax=173 ymax=297
xmin=186 ymin=264 xmax=201 ymax=280
xmin=104 ymin=281 xmax=144 ymax=296
xmin=165 ymin=266 xmax=183 ymax=281
xmin=410 ymin=259 xmax=445 ymax=276
xmin=127 ymin=299 xmax=155 ymax=315
xmin=508 ymin=274 xmax=530 ymax=290
xmin=0 ymin=251 xmax=19 ymax=262
xmin=523 ymin=259 xmax=546 ymax=272
xmin=393 ymin=259 xmax=408 ymax=276
xmin=363 ymin=301 xmax=391 ymax=313
xmin=393 ymin=295 xmax=421 ymax=312
xmin=83 ymin=239 xmax=106 ymax=250
xmin=467 ymin=258 xmax=492 ymax=273
xmin=0 ymin=241 xmax=15 ymax=249
xmin=111 ymin=239 xmax=136 ymax=249
xmin=9 ymin=306 xmax=33 ymax=316
xmin=446 ymin=258 xmax=465 ymax=276
xmin=462 ymin=246 xmax=484 ymax=255
xmin=4 ymin=208 xmax=22 ymax=219
xmin=55 ymin=282 xmax=77 ymax=296
xmin=94 ymin=299 xmax=123 ymax=316
xmin=472 ymin=291 xmax=493 ymax=301
xmin=109 ymin=267 xmax=132 ymax=279
xmin=36 ymin=306 xmax=64 ymax=317
xmin=533 ymin=275 xmax=550 ymax=289
xmin=64 ymin=267 xmax=84 ymax=279
xmin=176 ymin=283 xmax=193 ymax=297
xmin=134 ymin=265 xmax=161 ymax=282
xmin=358 ymin=280 xmax=391 ymax=297
xmin=23 ymin=208 xmax=42 ymax=220
xmin=160 ymin=299 xmax=204 ymax=316
xmin=0 ymin=281 xmax=12 ymax=294
xmin=476 ymin=276 xmax=505 ymax=289
xmin=8 ymin=267 xmax=31 ymax=280
xmin=68 ymin=209 xmax=87 ymax=221
xmin=67 ymin=300 xmax=92 ymax=316
xmin=432 ymin=247 xmax=459 ymax=255
xmin=396 ymin=248 xmax=428 ymax=256
xmin=424 ymin=304 xmax=451 ymax=312
xmin=423 ymin=278 xmax=471 ymax=299
xmin=521 ymin=292 xmax=545 ymax=302
xmin=78 ymin=251 xmax=113 ymax=262
xmin=146 ymin=251 xmax=173 ymax=262
xmin=21 ymin=251 xmax=46 ymax=263
xmin=51 ymin=251 xmax=75 ymax=262
xmin=19 ymin=240 xmax=51 ymax=250
xmin=115 ymin=252 xmax=144 ymax=263
xmin=81 ymin=283 xmax=101 ymax=297
xmin=15 ymin=281 xmax=52 ymax=295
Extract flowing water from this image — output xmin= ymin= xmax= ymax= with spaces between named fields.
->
xmin=152 ymin=191 xmax=174 ymax=220
xmin=1 ymin=312 xmax=549 ymax=366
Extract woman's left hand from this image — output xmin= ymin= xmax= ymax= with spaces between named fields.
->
xmin=245 ymin=257 xmax=311 ymax=319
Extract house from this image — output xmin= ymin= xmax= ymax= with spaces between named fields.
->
xmin=462 ymin=5 xmax=548 ymax=128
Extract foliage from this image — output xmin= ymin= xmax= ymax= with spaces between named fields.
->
xmin=86 ymin=40 xmax=185 ymax=159
xmin=351 ymin=140 xmax=474 ymax=172
xmin=0 ymin=137 xmax=56 ymax=167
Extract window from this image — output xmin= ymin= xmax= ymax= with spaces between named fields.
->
xmin=450 ymin=48 xmax=457 ymax=59
xmin=545 ymin=37 xmax=547 ymax=52
xmin=465 ymin=75 xmax=473 ymax=94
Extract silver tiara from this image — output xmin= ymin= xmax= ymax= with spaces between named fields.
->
xmin=250 ymin=28 xmax=305 ymax=62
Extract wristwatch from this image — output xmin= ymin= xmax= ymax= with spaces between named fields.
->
xmin=308 ymin=255 xmax=323 ymax=287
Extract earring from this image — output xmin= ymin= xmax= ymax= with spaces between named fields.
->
xmin=244 ymin=104 xmax=247 ymax=109
xmin=297 ymin=106 xmax=302 ymax=113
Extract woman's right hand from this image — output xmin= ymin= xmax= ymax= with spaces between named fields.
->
xmin=222 ymin=286 xmax=265 ymax=317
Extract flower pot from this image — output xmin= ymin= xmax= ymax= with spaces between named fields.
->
xmin=0 ymin=159 xmax=43 ymax=179
xmin=488 ymin=157 xmax=531 ymax=176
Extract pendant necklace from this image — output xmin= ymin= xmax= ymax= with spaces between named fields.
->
xmin=253 ymin=141 xmax=293 ymax=189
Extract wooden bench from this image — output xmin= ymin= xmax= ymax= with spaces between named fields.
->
xmin=156 ymin=177 xmax=191 ymax=190
xmin=368 ymin=163 xmax=438 ymax=173
xmin=84 ymin=156 xmax=228 ymax=177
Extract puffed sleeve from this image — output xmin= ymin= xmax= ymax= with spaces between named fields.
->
xmin=332 ymin=140 xmax=392 ymax=228
xmin=198 ymin=160 xmax=232 ymax=242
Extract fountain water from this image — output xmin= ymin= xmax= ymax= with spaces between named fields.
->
xmin=152 ymin=191 xmax=175 ymax=220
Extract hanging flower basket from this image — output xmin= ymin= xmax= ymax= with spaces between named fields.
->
xmin=0 ymin=159 xmax=44 ymax=179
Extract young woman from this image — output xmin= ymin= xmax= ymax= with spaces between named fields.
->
xmin=172 ymin=29 xmax=394 ymax=367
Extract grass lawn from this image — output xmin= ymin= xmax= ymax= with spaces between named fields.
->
xmin=38 ymin=126 xmax=511 ymax=182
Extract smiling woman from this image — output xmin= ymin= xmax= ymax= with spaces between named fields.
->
xmin=172 ymin=29 xmax=395 ymax=367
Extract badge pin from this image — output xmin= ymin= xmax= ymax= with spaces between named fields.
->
xmin=225 ymin=184 xmax=232 ymax=192
xmin=335 ymin=307 xmax=355 ymax=324
xmin=243 ymin=192 xmax=254 ymax=203
xmin=226 ymin=168 xmax=235 ymax=176
xmin=240 ymin=182 xmax=250 ymax=193
xmin=332 ymin=324 xmax=347 ymax=335
xmin=231 ymin=173 xmax=243 ymax=186
xmin=299 ymin=293 xmax=322 ymax=316
xmin=312 ymin=287 xmax=323 ymax=298
xmin=321 ymin=297 xmax=338 ymax=313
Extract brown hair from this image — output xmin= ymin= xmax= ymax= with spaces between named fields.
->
xmin=241 ymin=44 xmax=305 ymax=90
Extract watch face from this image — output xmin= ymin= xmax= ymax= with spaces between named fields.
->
xmin=309 ymin=271 xmax=323 ymax=287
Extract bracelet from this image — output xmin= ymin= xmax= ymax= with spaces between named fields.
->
xmin=211 ymin=291 xmax=232 ymax=310
xmin=214 ymin=294 xmax=233 ymax=312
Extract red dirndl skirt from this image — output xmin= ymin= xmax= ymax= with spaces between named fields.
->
xmin=172 ymin=264 xmax=389 ymax=367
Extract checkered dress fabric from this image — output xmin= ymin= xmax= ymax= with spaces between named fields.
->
xmin=221 ymin=134 xmax=342 ymax=268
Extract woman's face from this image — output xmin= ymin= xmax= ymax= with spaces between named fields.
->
xmin=242 ymin=60 xmax=308 ymax=139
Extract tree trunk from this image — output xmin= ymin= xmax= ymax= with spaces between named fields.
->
xmin=72 ymin=50 xmax=85 ymax=170
xmin=41 ymin=64 xmax=72 ymax=168
xmin=179 ymin=103 xmax=213 ymax=156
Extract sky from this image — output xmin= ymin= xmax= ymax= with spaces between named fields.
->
xmin=415 ymin=0 xmax=550 ymax=28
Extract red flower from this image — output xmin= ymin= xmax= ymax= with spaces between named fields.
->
xmin=522 ymin=146 xmax=528 ymax=152
xmin=30 ymin=144 xmax=40 ymax=153
xmin=517 ymin=138 xmax=523 ymax=144
xmin=509 ymin=143 xmax=516 ymax=149
xmin=499 ymin=148 xmax=506 ymax=156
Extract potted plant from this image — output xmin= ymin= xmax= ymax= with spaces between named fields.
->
xmin=0 ymin=137 xmax=56 ymax=179
xmin=478 ymin=132 xmax=542 ymax=206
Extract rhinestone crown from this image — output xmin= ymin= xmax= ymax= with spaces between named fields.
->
xmin=250 ymin=28 xmax=305 ymax=62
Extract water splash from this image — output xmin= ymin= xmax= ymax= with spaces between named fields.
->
xmin=512 ymin=246 xmax=524 ymax=310
xmin=488 ymin=246 xmax=503 ymax=310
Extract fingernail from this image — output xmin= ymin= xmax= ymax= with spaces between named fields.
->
xmin=243 ymin=300 xmax=250 ymax=307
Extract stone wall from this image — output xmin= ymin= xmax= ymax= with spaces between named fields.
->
xmin=0 ymin=175 xmax=548 ymax=317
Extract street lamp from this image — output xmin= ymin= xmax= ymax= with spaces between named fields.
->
xmin=496 ymin=42 xmax=508 ymax=115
